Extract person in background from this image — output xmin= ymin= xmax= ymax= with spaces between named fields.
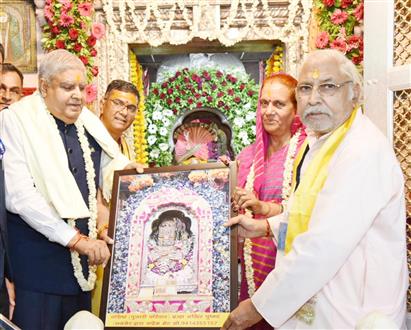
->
xmin=99 ymin=79 xmax=139 ymax=159
xmin=0 ymin=63 xmax=23 ymax=110
xmin=231 ymin=73 xmax=305 ymax=330
xmin=222 ymin=49 xmax=407 ymax=329
xmin=1 ymin=49 xmax=143 ymax=329
xmin=0 ymin=42 xmax=15 ymax=321
xmin=92 ymin=79 xmax=139 ymax=315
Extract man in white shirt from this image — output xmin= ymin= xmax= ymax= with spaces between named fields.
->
xmin=1 ymin=49 xmax=144 ymax=329
xmin=222 ymin=49 xmax=408 ymax=329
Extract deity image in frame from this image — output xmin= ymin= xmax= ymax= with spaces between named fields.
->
xmin=101 ymin=163 xmax=238 ymax=329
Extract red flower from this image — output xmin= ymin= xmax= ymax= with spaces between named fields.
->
xmin=87 ymin=36 xmax=97 ymax=47
xmin=181 ymin=90 xmax=186 ymax=96
xmin=90 ymin=48 xmax=97 ymax=57
xmin=167 ymin=88 xmax=173 ymax=95
xmin=183 ymin=77 xmax=190 ymax=83
xmin=172 ymin=109 xmax=178 ymax=114
xmin=221 ymin=81 xmax=227 ymax=86
xmin=73 ymin=43 xmax=82 ymax=52
xmin=211 ymin=84 xmax=217 ymax=90
xmin=167 ymin=99 xmax=173 ymax=106
xmin=347 ymin=35 xmax=361 ymax=51
xmin=175 ymin=71 xmax=181 ymax=78
xmin=202 ymin=92 xmax=207 ymax=97
xmin=315 ymin=31 xmax=330 ymax=49
xmin=159 ymin=93 xmax=166 ymax=100
xmin=51 ymin=25 xmax=60 ymax=35
xmin=351 ymin=52 xmax=363 ymax=65
xmin=239 ymin=83 xmax=245 ymax=91
xmin=228 ymin=89 xmax=234 ymax=96
xmin=331 ymin=9 xmax=349 ymax=25
xmin=175 ymin=97 xmax=181 ymax=103
xmin=224 ymin=105 xmax=230 ymax=111
xmin=234 ymin=97 xmax=241 ymax=103
xmin=322 ymin=0 xmax=335 ymax=6
xmin=68 ymin=28 xmax=79 ymax=41
xmin=79 ymin=55 xmax=89 ymax=65
xmin=341 ymin=0 xmax=352 ymax=8
xmin=217 ymin=92 xmax=224 ymax=98
xmin=187 ymin=98 xmax=193 ymax=104
xmin=194 ymin=93 xmax=201 ymax=99
xmin=161 ymin=82 xmax=168 ymax=88
xmin=330 ymin=38 xmax=347 ymax=54
xmin=354 ymin=3 xmax=364 ymax=21
xmin=152 ymin=88 xmax=159 ymax=96
xmin=206 ymin=96 xmax=213 ymax=103
xmin=247 ymin=90 xmax=254 ymax=96
xmin=91 ymin=66 xmax=99 ymax=77
xmin=217 ymin=101 xmax=224 ymax=107
xmin=56 ymin=40 xmax=66 ymax=49
xmin=216 ymin=71 xmax=223 ymax=78
xmin=196 ymin=102 xmax=203 ymax=108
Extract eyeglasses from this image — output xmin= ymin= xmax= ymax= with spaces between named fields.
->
xmin=296 ymin=81 xmax=353 ymax=98
xmin=109 ymin=98 xmax=137 ymax=114
xmin=0 ymin=86 xmax=22 ymax=98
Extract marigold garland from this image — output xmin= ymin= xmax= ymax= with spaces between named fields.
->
xmin=265 ymin=45 xmax=285 ymax=76
xmin=129 ymin=51 xmax=148 ymax=164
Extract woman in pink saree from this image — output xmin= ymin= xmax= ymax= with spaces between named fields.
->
xmin=233 ymin=73 xmax=306 ymax=330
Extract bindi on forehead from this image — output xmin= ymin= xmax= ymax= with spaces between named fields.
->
xmin=74 ymin=74 xmax=83 ymax=83
xmin=311 ymin=68 xmax=320 ymax=80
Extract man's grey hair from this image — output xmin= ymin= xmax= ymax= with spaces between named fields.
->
xmin=300 ymin=49 xmax=363 ymax=103
xmin=39 ymin=49 xmax=85 ymax=82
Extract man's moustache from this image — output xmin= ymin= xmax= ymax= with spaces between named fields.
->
xmin=303 ymin=105 xmax=332 ymax=117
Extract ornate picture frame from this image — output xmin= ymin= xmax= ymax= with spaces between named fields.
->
xmin=101 ymin=163 xmax=238 ymax=329
xmin=0 ymin=1 xmax=37 ymax=73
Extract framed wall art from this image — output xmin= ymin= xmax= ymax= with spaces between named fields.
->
xmin=101 ymin=163 xmax=237 ymax=329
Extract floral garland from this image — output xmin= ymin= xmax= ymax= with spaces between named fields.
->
xmin=129 ymin=51 xmax=148 ymax=164
xmin=265 ymin=45 xmax=285 ymax=76
xmin=145 ymin=69 xmax=259 ymax=166
xmin=314 ymin=0 xmax=364 ymax=65
xmin=243 ymin=128 xmax=302 ymax=297
xmin=45 ymin=110 xmax=98 ymax=291
xmin=42 ymin=0 xmax=106 ymax=102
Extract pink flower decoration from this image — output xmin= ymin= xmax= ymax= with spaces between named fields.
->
xmin=354 ymin=3 xmax=364 ymax=21
xmin=60 ymin=13 xmax=74 ymax=27
xmin=315 ymin=31 xmax=330 ymax=49
xmin=91 ymin=22 xmax=105 ymax=40
xmin=347 ymin=35 xmax=362 ymax=51
xmin=331 ymin=9 xmax=348 ymax=25
xmin=322 ymin=0 xmax=335 ymax=7
xmin=78 ymin=3 xmax=93 ymax=17
xmin=330 ymin=38 xmax=347 ymax=54
xmin=44 ymin=5 xmax=54 ymax=21
xmin=85 ymin=84 xmax=97 ymax=103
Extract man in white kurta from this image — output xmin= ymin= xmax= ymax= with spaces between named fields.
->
xmin=222 ymin=49 xmax=408 ymax=329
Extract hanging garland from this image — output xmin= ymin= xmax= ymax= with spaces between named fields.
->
xmin=313 ymin=0 xmax=364 ymax=66
xmin=129 ymin=51 xmax=148 ymax=164
xmin=145 ymin=69 xmax=259 ymax=166
xmin=265 ymin=45 xmax=285 ymax=76
xmin=41 ymin=0 xmax=106 ymax=103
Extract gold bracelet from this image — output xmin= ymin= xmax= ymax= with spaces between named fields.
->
xmin=97 ymin=224 xmax=109 ymax=237
xmin=265 ymin=219 xmax=271 ymax=237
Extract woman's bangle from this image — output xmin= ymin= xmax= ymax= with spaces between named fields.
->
xmin=265 ymin=218 xmax=271 ymax=237
xmin=97 ymin=224 xmax=109 ymax=237
xmin=279 ymin=203 xmax=284 ymax=214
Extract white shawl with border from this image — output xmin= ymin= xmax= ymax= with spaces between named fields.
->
xmin=7 ymin=92 xmax=130 ymax=219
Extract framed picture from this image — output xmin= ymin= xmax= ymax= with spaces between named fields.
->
xmin=0 ymin=1 xmax=37 ymax=73
xmin=101 ymin=163 xmax=237 ymax=329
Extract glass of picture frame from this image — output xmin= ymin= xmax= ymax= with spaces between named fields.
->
xmin=100 ymin=163 xmax=238 ymax=329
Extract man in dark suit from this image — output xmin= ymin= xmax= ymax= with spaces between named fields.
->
xmin=0 ymin=42 xmax=15 ymax=320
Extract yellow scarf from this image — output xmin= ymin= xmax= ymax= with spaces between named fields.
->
xmin=285 ymin=107 xmax=358 ymax=253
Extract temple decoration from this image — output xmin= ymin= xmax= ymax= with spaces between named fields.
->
xmin=145 ymin=68 xmax=259 ymax=166
xmin=313 ymin=0 xmax=364 ymax=65
xmin=41 ymin=0 xmax=105 ymax=103
xmin=265 ymin=45 xmax=285 ymax=76
xmin=95 ymin=0 xmax=313 ymax=89
xmin=129 ymin=50 xmax=148 ymax=164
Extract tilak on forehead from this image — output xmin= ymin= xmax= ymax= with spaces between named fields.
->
xmin=110 ymin=90 xmax=137 ymax=104
xmin=74 ymin=73 xmax=84 ymax=83
xmin=311 ymin=68 xmax=320 ymax=79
